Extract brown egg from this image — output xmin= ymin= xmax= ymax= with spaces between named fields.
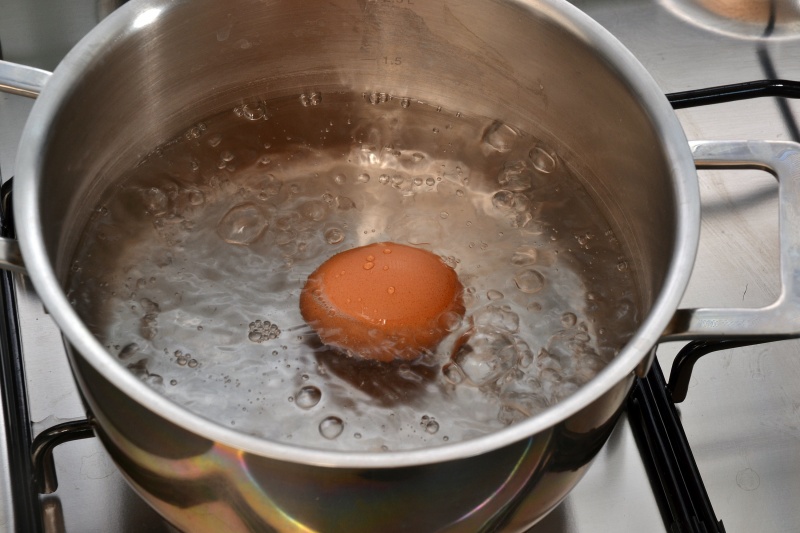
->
xmin=299 ymin=242 xmax=465 ymax=362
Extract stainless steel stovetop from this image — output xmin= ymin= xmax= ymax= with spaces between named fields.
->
xmin=1 ymin=1 xmax=799 ymax=531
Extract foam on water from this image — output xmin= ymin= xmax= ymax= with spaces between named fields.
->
xmin=67 ymin=92 xmax=639 ymax=451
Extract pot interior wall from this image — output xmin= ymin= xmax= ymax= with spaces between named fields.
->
xmin=36 ymin=0 xmax=677 ymax=316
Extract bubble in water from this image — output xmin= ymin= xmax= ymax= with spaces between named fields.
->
xmin=482 ymin=121 xmax=519 ymax=153
xmin=333 ymin=173 xmax=347 ymax=185
xmin=400 ymin=98 xmax=411 ymax=109
xmin=143 ymin=187 xmax=168 ymax=216
xmin=188 ymin=190 xmax=205 ymax=206
xmin=319 ymin=416 xmax=344 ymax=439
xmin=561 ymin=312 xmax=578 ymax=328
xmin=184 ymin=122 xmax=207 ymax=140
xmin=300 ymin=92 xmax=322 ymax=106
xmin=127 ymin=358 xmax=148 ymax=378
xmin=117 ymin=343 xmax=140 ymax=360
xmin=529 ymin=143 xmax=557 ymax=173
xmin=517 ymin=341 xmax=535 ymax=367
xmin=259 ymin=174 xmax=282 ymax=198
xmin=145 ymin=373 xmax=163 ymax=386
xmin=421 ymin=415 xmax=440 ymax=434
xmin=357 ymin=173 xmax=370 ymax=183
xmin=492 ymin=190 xmax=515 ymax=210
xmin=336 ymin=196 xmax=356 ymax=210
xmin=454 ymin=329 xmax=517 ymax=385
xmin=295 ymin=386 xmax=322 ymax=409
xmin=514 ymin=269 xmax=545 ymax=294
xmin=300 ymin=200 xmax=328 ymax=221
xmin=127 ymin=359 xmax=163 ymax=386
xmin=442 ymin=362 xmax=464 ymax=385
xmin=248 ymin=319 xmax=281 ymax=342
xmin=487 ymin=289 xmax=504 ymax=300
xmin=474 ymin=305 xmax=520 ymax=333
xmin=324 ymin=227 xmax=345 ymax=244
xmin=140 ymin=313 xmax=158 ymax=340
xmin=366 ymin=92 xmax=389 ymax=105
xmin=208 ymin=134 xmax=222 ymax=147
xmin=498 ymin=161 xmax=533 ymax=191
xmin=511 ymin=246 xmax=538 ymax=266
xmin=236 ymin=102 xmax=268 ymax=121
xmin=439 ymin=311 xmax=463 ymax=333
xmin=140 ymin=298 xmax=160 ymax=313
xmin=425 ymin=177 xmax=435 ymax=186
xmin=217 ymin=203 xmax=269 ymax=245
xmin=379 ymin=174 xmax=391 ymax=185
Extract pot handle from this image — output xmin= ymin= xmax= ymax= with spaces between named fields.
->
xmin=0 ymin=238 xmax=26 ymax=274
xmin=0 ymin=59 xmax=50 ymax=98
xmin=661 ymin=140 xmax=800 ymax=342
xmin=0 ymin=60 xmax=52 ymax=274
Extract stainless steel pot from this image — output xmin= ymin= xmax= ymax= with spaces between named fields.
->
xmin=1 ymin=0 xmax=799 ymax=531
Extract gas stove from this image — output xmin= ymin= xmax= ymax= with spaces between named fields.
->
xmin=1 ymin=1 xmax=799 ymax=531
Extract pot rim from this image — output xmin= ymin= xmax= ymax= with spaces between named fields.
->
xmin=13 ymin=0 xmax=699 ymax=468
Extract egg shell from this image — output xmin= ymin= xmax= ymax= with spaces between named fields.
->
xmin=299 ymin=242 xmax=465 ymax=362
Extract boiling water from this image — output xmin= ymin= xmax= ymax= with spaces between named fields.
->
xmin=67 ymin=92 xmax=639 ymax=451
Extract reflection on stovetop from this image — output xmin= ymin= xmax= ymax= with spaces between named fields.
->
xmin=1 ymin=0 xmax=800 ymax=532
